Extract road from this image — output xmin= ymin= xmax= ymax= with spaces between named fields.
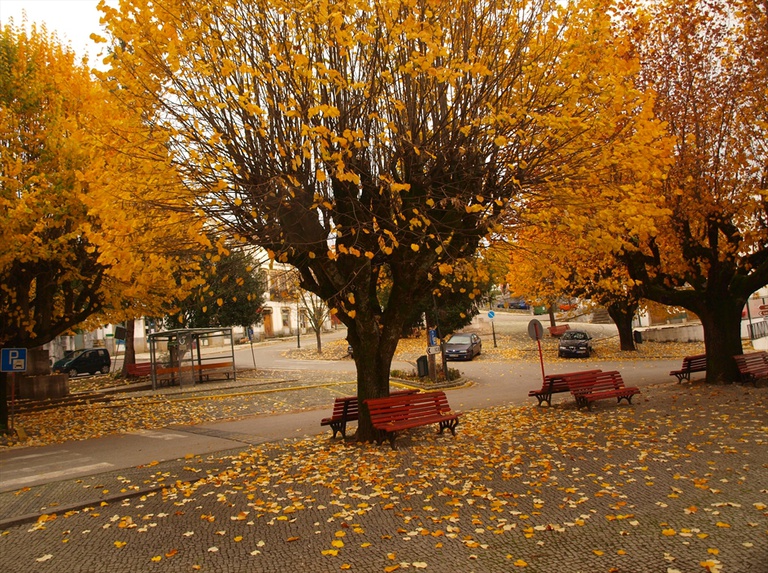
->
xmin=0 ymin=312 xmax=681 ymax=494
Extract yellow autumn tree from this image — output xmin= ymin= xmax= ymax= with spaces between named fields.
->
xmin=613 ymin=0 xmax=768 ymax=383
xmin=500 ymin=0 xmax=673 ymax=350
xmin=100 ymin=0 xmax=665 ymax=439
xmin=0 ymin=23 xmax=205 ymax=427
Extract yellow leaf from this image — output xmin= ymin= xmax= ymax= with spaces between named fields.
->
xmin=514 ymin=559 xmax=528 ymax=567
xmin=332 ymin=539 xmax=344 ymax=548
xmin=321 ymin=549 xmax=339 ymax=556
xmin=114 ymin=541 xmax=127 ymax=548
xmin=410 ymin=244 xmax=419 ymax=252
xmin=151 ymin=556 xmax=162 ymax=562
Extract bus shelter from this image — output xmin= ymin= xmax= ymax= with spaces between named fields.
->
xmin=147 ymin=328 xmax=236 ymax=390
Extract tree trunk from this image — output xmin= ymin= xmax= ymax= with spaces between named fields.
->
xmin=121 ymin=320 xmax=137 ymax=377
xmin=698 ymin=302 xmax=744 ymax=384
xmin=606 ymin=300 xmax=638 ymax=352
xmin=352 ymin=343 xmax=396 ymax=442
xmin=315 ymin=328 xmax=322 ymax=354
xmin=347 ymin=310 xmax=404 ymax=441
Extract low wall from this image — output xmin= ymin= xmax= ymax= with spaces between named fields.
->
xmin=636 ymin=323 xmax=704 ymax=343
xmin=14 ymin=374 xmax=70 ymax=400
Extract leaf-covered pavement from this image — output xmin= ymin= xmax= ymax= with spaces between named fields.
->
xmin=1 ymin=382 xmax=765 ymax=572
xmin=0 ymin=335 xmax=711 ymax=450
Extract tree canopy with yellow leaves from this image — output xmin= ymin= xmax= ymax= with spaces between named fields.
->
xmin=100 ymin=0 xmax=665 ymax=438
xmin=0 ymin=23 xmax=205 ymax=350
xmin=615 ymin=0 xmax=768 ymax=382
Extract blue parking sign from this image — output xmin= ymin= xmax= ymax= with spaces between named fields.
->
xmin=1 ymin=348 xmax=27 ymax=372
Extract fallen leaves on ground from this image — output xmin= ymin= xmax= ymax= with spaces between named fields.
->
xmin=1 ymin=383 xmax=765 ymax=572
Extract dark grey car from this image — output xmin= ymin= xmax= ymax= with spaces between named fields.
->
xmin=52 ymin=348 xmax=111 ymax=377
xmin=558 ymin=330 xmax=592 ymax=358
xmin=444 ymin=333 xmax=482 ymax=361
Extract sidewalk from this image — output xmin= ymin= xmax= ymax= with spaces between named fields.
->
xmin=0 ymin=368 xmax=765 ymax=572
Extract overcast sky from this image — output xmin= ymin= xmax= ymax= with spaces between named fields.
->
xmin=1 ymin=0 xmax=105 ymax=62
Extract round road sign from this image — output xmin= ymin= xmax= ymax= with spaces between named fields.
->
xmin=527 ymin=319 xmax=544 ymax=341
xmin=487 ymin=310 xmax=496 ymax=319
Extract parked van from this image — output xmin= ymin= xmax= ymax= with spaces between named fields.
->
xmin=53 ymin=348 xmax=111 ymax=377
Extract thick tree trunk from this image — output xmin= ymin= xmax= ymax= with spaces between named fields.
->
xmin=121 ymin=320 xmax=136 ymax=377
xmin=698 ymin=302 xmax=744 ymax=384
xmin=351 ymin=338 xmax=397 ymax=442
xmin=606 ymin=301 xmax=638 ymax=352
xmin=346 ymin=302 xmax=406 ymax=441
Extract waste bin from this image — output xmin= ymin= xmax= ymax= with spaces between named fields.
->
xmin=633 ymin=330 xmax=643 ymax=344
xmin=416 ymin=355 xmax=429 ymax=377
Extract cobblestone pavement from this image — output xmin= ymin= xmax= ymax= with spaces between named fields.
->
xmin=0 ymin=379 xmax=766 ymax=573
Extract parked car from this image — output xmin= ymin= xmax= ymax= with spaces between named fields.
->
xmin=558 ymin=330 xmax=592 ymax=358
xmin=444 ymin=333 xmax=482 ymax=361
xmin=52 ymin=348 xmax=111 ymax=377
xmin=496 ymin=299 xmax=530 ymax=310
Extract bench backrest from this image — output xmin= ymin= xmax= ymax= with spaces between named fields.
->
xmin=682 ymin=354 xmax=707 ymax=370
xmin=366 ymin=391 xmax=451 ymax=425
xmin=331 ymin=389 xmax=419 ymax=419
xmin=331 ymin=396 xmax=360 ymax=418
xmin=568 ymin=370 xmax=624 ymax=394
xmin=734 ymin=352 xmax=768 ymax=372
xmin=544 ymin=370 xmax=601 ymax=392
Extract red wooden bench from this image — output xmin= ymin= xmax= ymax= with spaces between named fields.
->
xmin=734 ymin=352 xmax=768 ymax=385
xmin=528 ymin=369 xmax=602 ymax=406
xmin=567 ymin=370 xmax=640 ymax=411
xmin=153 ymin=361 xmax=235 ymax=387
xmin=549 ymin=324 xmax=570 ymax=337
xmin=126 ymin=362 xmax=152 ymax=377
xmin=321 ymin=389 xmax=418 ymax=438
xmin=365 ymin=391 xmax=460 ymax=448
xmin=669 ymin=353 xmax=707 ymax=383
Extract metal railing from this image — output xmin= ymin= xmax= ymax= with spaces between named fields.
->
xmin=748 ymin=319 xmax=768 ymax=340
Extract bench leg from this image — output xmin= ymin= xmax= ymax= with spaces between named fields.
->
xmin=439 ymin=419 xmax=459 ymax=436
xmin=534 ymin=394 xmax=551 ymax=407
xmin=329 ymin=421 xmax=346 ymax=439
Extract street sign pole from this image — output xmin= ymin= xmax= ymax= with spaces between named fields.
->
xmin=527 ymin=319 xmax=546 ymax=385
xmin=487 ymin=310 xmax=497 ymax=348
